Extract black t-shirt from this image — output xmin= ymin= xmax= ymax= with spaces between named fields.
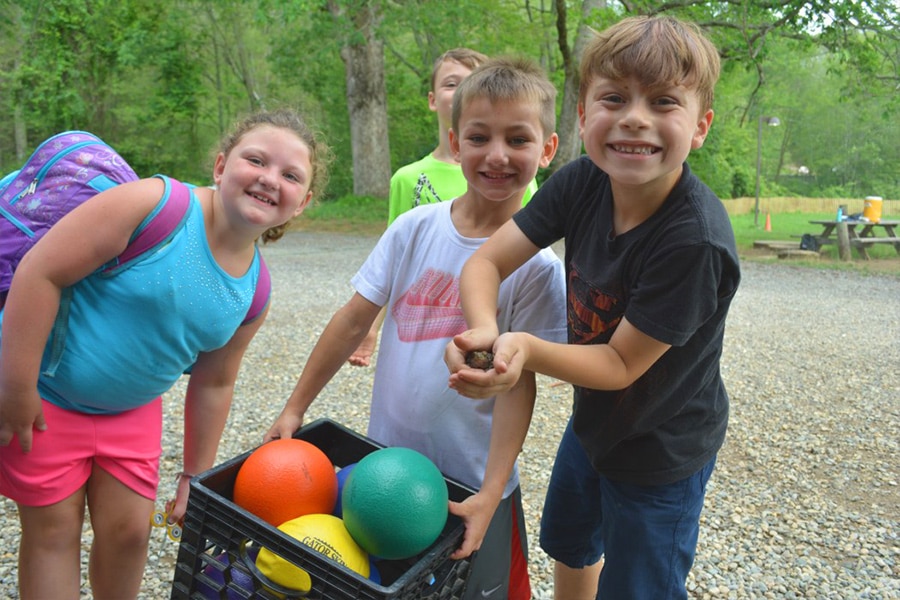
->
xmin=514 ymin=157 xmax=741 ymax=485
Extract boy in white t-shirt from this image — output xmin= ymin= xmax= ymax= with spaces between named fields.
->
xmin=265 ymin=57 xmax=565 ymax=599
xmin=350 ymin=48 xmax=539 ymax=367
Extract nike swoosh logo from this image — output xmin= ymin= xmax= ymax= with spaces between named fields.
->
xmin=481 ymin=583 xmax=504 ymax=597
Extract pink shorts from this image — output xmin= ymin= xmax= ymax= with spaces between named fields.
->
xmin=0 ymin=398 xmax=163 ymax=506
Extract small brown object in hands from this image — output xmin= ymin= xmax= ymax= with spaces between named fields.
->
xmin=465 ymin=350 xmax=494 ymax=370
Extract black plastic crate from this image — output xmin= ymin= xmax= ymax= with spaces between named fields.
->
xmin=170 ymin=418 xmax=473 ymax=599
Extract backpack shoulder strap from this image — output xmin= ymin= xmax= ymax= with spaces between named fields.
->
xmin=110 ymin=175 xmax=192 ymax=271
xmin=243 ymin=252 xmax=270 ymax=325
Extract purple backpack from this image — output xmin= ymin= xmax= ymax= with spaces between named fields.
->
xmin=0 ymin=131 xmax=270 ymax=322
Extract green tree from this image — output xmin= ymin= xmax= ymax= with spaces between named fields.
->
xmin=0 ymin=2 xmax=28 ymax=163
xmin=2 ymin=0 xmax=898 ymax=202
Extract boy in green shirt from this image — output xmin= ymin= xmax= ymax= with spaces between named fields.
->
xmin=387 ymin=48 xmax=487 ymax=225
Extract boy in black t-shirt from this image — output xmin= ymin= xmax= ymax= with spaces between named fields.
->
xmin=445 ymin=15 xmax=741 ymax=600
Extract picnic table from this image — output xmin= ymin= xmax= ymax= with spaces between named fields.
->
xmin=807 ymin=219 xmax=900 ymax=260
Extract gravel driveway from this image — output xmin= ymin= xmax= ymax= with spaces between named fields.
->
xmin=0 ymin=230 xmax=897 ymax=599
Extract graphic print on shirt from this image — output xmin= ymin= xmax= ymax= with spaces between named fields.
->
xmin=392 ymin=267 xmax=467 ymax=341
xmin=568 ymin=263 xmax=622 ymax=345
xmin=412 ymin=173 xmax=443 ymax=208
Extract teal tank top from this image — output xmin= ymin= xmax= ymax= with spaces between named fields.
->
xmin=33 ymin=192 xmax=262 ymax=414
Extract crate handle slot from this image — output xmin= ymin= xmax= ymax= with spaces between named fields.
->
xmin=421 ymin=554 xmax=471 ymax=599
xmin=238 ymin=538 xmax=311 ymax=599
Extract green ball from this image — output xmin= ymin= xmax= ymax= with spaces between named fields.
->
xmin=342 ymin=447 xmax=449 ymax=560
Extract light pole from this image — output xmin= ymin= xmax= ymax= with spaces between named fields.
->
xmin=755 ymin=115 xmax=781 ymax=227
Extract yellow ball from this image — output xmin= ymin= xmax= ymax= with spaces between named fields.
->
xmin=256 ymin=513 xmax=369 ymax=593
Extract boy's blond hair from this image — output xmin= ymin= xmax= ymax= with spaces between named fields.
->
xmin=451 ymin=57 xmax=557 ymax=139
xmin=430 ymin=48 xmax=489 ymax=91
xmin=579 ymin=15 xmax=721 ymax=113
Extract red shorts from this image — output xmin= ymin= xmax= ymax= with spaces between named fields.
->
xmin=0 ymin=398 xmax=162 ymax=506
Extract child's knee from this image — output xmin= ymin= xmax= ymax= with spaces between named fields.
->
xmin=19 ymin=501 xmax=85 ymax=551
xmin=99 ymin=518 xmax=152 ymax=554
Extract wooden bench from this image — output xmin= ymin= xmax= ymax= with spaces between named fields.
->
xmin=848 ymin=236 xmax=900 ymax=260
xmin=755 ymin=240 xmax=803 ymax=251
xmin=778 ymin=249 xmax=820 ymax=260
xmin=851 ymin=237 xmax=900 ymax=246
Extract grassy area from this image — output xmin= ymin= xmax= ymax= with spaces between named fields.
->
xmin=730 ymin=210 xmax=854 ymax=251
xmin=293 ymin=195 xmax=389 ymax=235
xmin=292 ymin=195 xmax=900 ymax=276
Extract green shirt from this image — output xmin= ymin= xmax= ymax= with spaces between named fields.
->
xmin=387 ymin=153 xmax=538 ymax=225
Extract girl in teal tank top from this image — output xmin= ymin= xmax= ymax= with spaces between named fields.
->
xmin=0 ymin=109 xmax=330 ymax=600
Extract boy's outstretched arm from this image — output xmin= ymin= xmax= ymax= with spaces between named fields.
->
xmin=448 ymin=370 xmax=536 ymax=559
xmin=264 ymin=293 xmax=381 ymax=442
xmin=453 ymin=318 xmax=672 ymax=399
xmin=445 ymin=219 xmax=541 ymax=376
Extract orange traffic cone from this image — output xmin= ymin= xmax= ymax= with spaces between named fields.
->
xmin=764 ymin=212 xmax=772 ymax=232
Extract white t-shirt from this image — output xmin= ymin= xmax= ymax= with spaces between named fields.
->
xmin=352 ymin=200 xmax=566 ymax=497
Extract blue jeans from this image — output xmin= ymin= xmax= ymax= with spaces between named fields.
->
xmin=540 ymin=418 xmax=716 ymax=600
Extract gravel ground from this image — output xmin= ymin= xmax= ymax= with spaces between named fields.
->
xmin=0 ymin=230 xmax=897 ymax=599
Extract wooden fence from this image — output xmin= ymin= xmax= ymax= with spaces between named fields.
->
xmin=725 ymin=197 xmax=897 ymax=218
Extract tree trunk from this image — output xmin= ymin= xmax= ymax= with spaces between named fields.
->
xmin=335 ymin=2 xmax=391 ymax=198
xmin=551 ymin=0 xmax=606 ymax=172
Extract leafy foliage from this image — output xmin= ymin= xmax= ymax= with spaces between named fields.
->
xmin=1 ymin=0 xmax=898 ymax=201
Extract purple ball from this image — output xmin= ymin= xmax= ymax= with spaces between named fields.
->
xmin=333 ymin=462 xmax=357 ymax=517
xmin=195 ymin=547 xmax=259 ymax=599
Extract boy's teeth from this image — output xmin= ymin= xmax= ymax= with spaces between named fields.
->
xmin=613 ymin=144 xmax=654 ymax=155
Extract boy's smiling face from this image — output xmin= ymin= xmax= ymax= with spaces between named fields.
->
xmin=450 ymin=96 xmax=557 ymax=205
xmin=579 ymin=75 xmax=713 ymax=199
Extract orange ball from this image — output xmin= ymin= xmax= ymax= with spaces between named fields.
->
xmin=233 ymin=439 xmax=337 ymax=526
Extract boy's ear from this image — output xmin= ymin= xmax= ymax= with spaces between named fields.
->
xmin=427 ymin=90 xmax=439 ymax=113
xmin=691 ymin=109 xmax=714 ymax=150
xmin=577 ymin=102 xmax=586 ymax=140
xmin=448 ymin=128 xmax=460 ymax=159
xmin=540 ymin=133 xmax=560 ymax=168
